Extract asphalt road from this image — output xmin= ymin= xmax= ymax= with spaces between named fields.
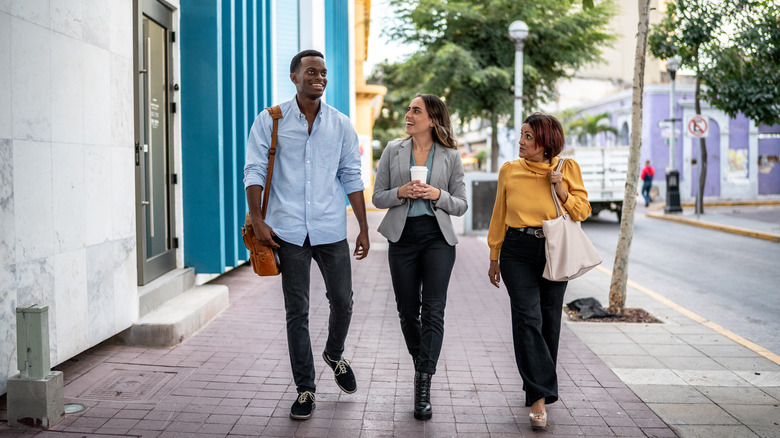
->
xmin=582 ymin=208 xmax=780 ymax=356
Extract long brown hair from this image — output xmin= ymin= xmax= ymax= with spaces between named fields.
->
xmin=411 ymin=94 xmax=458 ymax=150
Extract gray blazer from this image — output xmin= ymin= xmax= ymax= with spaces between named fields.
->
xmin=372 ymin=138 xmax=468 ymax=245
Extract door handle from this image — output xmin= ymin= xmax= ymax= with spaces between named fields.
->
xmin=144 ymin=35 xmax=155 ymax=238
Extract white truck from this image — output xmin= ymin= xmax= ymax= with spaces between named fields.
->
xmin=561 ymin=146 xmax=629 ymax=222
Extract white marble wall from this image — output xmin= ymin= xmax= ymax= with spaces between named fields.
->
xmin=0 ymin=0 xmax=138 ymax=395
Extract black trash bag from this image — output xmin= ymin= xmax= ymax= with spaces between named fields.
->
xmin=566 ymin=297 xmax=618 ymax=320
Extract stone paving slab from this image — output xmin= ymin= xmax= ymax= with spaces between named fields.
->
xmin=564 ymin=263 xmax=780 ymax=438
xmin=0 ymin=211 xmax=676 ymax=437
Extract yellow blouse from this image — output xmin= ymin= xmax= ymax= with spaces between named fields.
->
xmin=487 ymin=156 xmax=592 ymax=260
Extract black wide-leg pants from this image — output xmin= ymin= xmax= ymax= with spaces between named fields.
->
xmin=499 ymin=227 xmax=568 ymax=406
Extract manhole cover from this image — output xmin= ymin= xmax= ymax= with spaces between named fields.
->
xmin=81 ymin=369 xmax=175 ymax=401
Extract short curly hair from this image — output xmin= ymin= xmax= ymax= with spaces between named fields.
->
xmin=290 ymin=49 xmax=324 ymax=74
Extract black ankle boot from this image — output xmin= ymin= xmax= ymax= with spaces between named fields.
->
xmin=414 ymin=371 xmax=432 ymax=420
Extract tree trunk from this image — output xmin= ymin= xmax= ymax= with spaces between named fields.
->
xmin=694 ymin=67 xmax=707 ymax=216
xmin=490 ymin=112 xmax=499 ymax=172
xmin=609 ymin=0 xmax=651 ymax=316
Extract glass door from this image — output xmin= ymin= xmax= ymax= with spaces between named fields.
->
xmin=135 ymin=0 xmax=176 ymax=285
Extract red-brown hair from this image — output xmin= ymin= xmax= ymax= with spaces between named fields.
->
xmin=523 ymin=113 xmax=565 ymax=159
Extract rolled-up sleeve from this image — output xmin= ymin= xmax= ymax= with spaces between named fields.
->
xmin=337 ymin=122 xmax=364 ymax=195
xmin=243 ymin=111 xmax=271 ymax=189
xmin=562 ymin=159 xmax=592 ymax=221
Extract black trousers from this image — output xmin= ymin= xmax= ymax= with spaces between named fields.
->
xmin=388 ymin=215 xmax=455 ymax=374
xmin=499 ymin=227 xmax=568 ymax=406
xmin=275 ymin=236 xmax=353 ymax=394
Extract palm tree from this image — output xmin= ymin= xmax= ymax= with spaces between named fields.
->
xmin=568 ymin=112 xmax=619 ymax=146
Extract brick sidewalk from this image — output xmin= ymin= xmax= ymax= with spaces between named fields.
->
xmin=1 ymin=213 xmax=676 ymax=437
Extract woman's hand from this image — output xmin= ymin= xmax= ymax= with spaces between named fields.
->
xmin=548 ymin=170 xmax=563 ymax=185
xmin=548 ymin=170 xmax=569 ymax=204
xmin=397 ymin=181 xmax=421 ymax=199
xmin=488 ymin=260 xmax=501 ymax=288
xmin=413 ymin=182 xmax=441 ymax=201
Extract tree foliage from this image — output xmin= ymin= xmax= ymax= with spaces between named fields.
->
xmin=373 ymin=0 xmax=616 ymax=171
xmin=650 ymin=0 xmax=779 ymax=126
xmin=569 ymin=112 xmax=619 ymax=146
xmin=699 ymin=2 xmax=780 ymax=126
xmin=368 ymin=62 xmax=418 ymax=151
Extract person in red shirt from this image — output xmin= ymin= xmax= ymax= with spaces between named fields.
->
xmin=640 ymin=160 xmax=655 ymax=207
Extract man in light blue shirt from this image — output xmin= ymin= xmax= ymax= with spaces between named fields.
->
xmin=244 ymin=49 xmax=369 ymax=420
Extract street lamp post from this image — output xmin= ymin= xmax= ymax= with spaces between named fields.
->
xmin=508 ymin=21 xmax=529 ymax=163
xmin=665 ymin=56 xmax=682 ymax=213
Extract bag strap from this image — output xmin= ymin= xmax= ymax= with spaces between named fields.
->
xmin=261 ymin=105 xmax=283 ymax=220
xmin=550 ymin=158 xmax=567 ymax=217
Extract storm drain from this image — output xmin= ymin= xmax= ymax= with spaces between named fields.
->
xmin=67 ymin=364 xmax=194 ymax=403
xmin=81 ymin=369 xmax=175 ymax=401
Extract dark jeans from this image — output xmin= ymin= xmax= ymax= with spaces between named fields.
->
xmin=642 ymin=180 xmax=652 ymax=205
xmin=275 ymin=236 xmax=353 ymax=394
xmin=388 ymin=215 xmax=455 ymax=374
xmin=499 ymin=227 xmax=568 ymax=407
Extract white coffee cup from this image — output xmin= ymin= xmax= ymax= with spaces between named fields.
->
xmin=410 ymin=166 xmax=428 ymax=183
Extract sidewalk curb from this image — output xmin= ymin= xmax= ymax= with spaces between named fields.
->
xmin=593 ymin=265 xmax=780 ymax=366
xmin=645 ymin=211 xmax=780 ymax=242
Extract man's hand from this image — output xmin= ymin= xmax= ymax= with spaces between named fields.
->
xmin=354 ymin=229 xmax=369 ymax=260
xmin=347 ymin=191 xmax=370 ymax=260
xmin=250 ymin=215 xmax=279 ymax=248
xmin=246 ymin=185 xmax=279 ymax=248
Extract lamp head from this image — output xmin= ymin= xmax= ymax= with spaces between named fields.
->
xmin=508 ymin=21 xmax=529 ymax=46
xmin=667 ymin=56 xmax=682 ymax=73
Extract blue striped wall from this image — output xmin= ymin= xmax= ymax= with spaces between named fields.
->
xmin=181 ymin=0 xmax=273 ymax=273
xmin=276 ymin=1 xmax=299 ymax=100
xmin=180 ymin=0 xmax=352 ymax=273
xmin=325 ymin=0 xmax=349 ymax=116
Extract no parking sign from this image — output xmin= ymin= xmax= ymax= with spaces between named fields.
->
xmin=686 ymin=115 xmax=709 ymax=138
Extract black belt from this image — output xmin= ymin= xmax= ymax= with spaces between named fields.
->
xmin=511 ymin=226 xmax=545 ymax=238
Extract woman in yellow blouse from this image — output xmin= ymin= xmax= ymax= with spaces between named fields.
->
xmin=487 ymin=113 xmax=591 ymax=429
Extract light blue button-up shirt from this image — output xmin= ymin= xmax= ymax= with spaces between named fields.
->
xmin=243 ymin=97 xmax=364 ymax=246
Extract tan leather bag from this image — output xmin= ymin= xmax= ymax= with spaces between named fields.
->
xmin=242 ymin=105 xmax=283 ymax=276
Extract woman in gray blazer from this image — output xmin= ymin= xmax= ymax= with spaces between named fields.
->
xmin=372 ymin=94 xmax=468 ymax=421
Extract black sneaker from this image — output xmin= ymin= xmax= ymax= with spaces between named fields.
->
xmin=322 ymin=351 xmax=357 ymax=393
xmin=290 ymin=391 xmax=315 ymax=420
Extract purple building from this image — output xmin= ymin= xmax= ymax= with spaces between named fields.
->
xmin=572 ymin=84 xmax=780 ymax=201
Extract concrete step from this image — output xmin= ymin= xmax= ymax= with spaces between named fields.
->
xmin=138 ymin=268 xmax=196 ymax=318
xmin=123 ymin=284 xmax=229 ymax=347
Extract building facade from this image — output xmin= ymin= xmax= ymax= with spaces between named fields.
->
xmin=0 ymin=0 xmax=383 ymax=395
xmin=569 ymin=85 xmax=780 ymax=202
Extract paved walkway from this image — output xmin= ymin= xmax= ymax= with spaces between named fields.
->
xmin=2 ymin=205 xmax=779 ymax=437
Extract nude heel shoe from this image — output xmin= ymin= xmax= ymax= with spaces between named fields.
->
xmin=529 ymin=411 xmax=547 ymax=429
